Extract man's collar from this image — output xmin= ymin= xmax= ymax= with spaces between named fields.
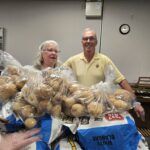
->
xmin=79 ymin=52 xmax=99 ymax=61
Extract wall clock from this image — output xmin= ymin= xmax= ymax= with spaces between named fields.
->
xmin=119 ymin=24 xmax=130 ymax=34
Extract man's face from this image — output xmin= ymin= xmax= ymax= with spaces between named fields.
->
xmin=82 ymin=30 xmax=97 ymax=54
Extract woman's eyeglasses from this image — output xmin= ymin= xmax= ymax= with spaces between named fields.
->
xmin=42 ymin=49 xmax=60 ymax=53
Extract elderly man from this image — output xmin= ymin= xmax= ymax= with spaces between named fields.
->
xmin=63 ymin=27 xmax=145 ymax=120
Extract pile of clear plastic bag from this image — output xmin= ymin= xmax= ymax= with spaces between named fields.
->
xmin=1 ymin=51 xmax=149 ymax=150
xmin=91 ymin=65 xmax=134 ymax=114
xmin=0 ymin=51 xmax=135 ymax=129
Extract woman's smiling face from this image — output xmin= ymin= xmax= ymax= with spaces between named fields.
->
xmin=41 ymin=43 xmax=59 ymax=68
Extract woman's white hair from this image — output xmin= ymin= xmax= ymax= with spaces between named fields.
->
xmin=33 ymin=40 xmax=61 ymax=70
xmin=38 ymin=40 xmax=59 ymax=51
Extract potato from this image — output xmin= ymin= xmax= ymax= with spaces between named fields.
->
xmin=71 ymin=103 xmax=86 ymax=117
xmin=12 ymin=102 xmax=26 ymax=112
xmin=108 ymin=95 xmax=117 ymax=103
xmin=38 ymin=99 xmax=49 ymax=112
xmin=34 ymin=84 xmax=53 ymax=99
xmin=113 ymin=100 xmax=128 ymax=110
xmin=0 ymin=83 xmax=17 ymax=101
xmin=48 ymin=78 xmax=63 ymax=91
xmin=76 ymin=90 xmax=94 ymax=104
xmin=0 ymin=76 xmax=11 ymax=85
xmin=10 ymin=75 xmax=27 ymax=90
xmin=26 ymin=93 xmax=39 ymax=107
xmin=114 ymin=89 xmax=134 ymax=101
xmin=46 ymin=101 xmax=53 ymax=114
xmin=15 ymin=78 xmax=27 ymax=90
xmin=51 ymin=93 xmax=63 ymax=105
xmin=51 ymin=105 xmax=62 ymax=118
xmin=87 ymin=102 xmax=104 ymax=117
xmin=68 ymin=83 xmax=80 ymax=94
xmin=63 ymin=96 xmax=76 ymax=108
xmin=0 ymin=77 xmax=6 ymax=85
xmin=21 ymin=85 xmax=30 ymax=97
xmin=21 ymin=105 xmax=36 ymax=118
xmin=5 ymin=65 xmax=21 ymax=76
xmin=24 ymin=118 xmax=37 ymax=129
xmin=52 ymin=80 xmax=61 ymax=91
xmin=14 ymin=92 xmax=25 ymax=102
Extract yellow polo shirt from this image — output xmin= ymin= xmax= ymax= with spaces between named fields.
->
xmin=63 ymin=52 xmax=125 ymax=87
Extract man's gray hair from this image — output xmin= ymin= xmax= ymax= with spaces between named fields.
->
xmin=82 ymin=28 xmax=97 ymax=41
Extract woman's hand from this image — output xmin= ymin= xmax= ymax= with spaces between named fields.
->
xmin=0 ymin=128 xmax=41 ymax=150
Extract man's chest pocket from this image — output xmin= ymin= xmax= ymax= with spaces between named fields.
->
xmin=88 ymin=64 xmax=105 ymax=82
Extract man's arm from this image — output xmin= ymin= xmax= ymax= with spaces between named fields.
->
xmin=119 ymin=79 xmax=135 ymax=96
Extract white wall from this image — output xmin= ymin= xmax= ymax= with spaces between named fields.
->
xmin=101 ymin=0 xmax=150 ymax=82
xmin=0 ymin=0 xmax=101 ymax=65
xmin=0 ymin=0 xmax=150 ymax=82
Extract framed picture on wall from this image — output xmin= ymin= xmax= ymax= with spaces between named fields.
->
xmin=0 ymin=27 xmax=4 ymax=50
xmin=0 ymin=27 xmax=5 ymax=72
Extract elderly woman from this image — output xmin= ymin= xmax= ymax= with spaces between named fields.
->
xmin=18 ymin=40 xmax=63 ymax=149
xmin=33 ymin=40 xmax=61 ymax=70
xmin=0 ymin=40 xmax=62 ymax=150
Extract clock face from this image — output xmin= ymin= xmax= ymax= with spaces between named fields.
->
xmin=119 ymin=24 xmax=130 ymax=34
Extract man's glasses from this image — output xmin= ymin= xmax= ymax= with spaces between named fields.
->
xmin=82 ymin=36 xmax=96 ymax=41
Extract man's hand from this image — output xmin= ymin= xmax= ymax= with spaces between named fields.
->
xmin=134 ymin=102 xmax=145 ymax=121
xmin=119 ymin=80 xmax=145 ymax=121
xmin=0 ymin=128 xmax=41 ymax=150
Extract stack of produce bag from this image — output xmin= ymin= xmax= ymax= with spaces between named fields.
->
xmin=0 ymin=51 xmax=148 ymax=150
xmin=61 ymin=65 xmax=142 ymax=150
